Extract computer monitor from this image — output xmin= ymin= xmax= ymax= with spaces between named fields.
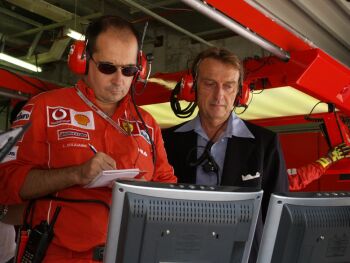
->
xmin=257 ymin=192 xmax=350 ymax=263
xmin=104 ymin=180 xmax=263 ymax=263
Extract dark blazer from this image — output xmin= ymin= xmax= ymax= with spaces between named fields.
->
xmin=162 ymin=119 xmax=289 ymax=263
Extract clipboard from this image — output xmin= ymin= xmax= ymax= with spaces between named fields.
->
xmin=0 ymin=122 xmax=31 ymax=162
xmin=84 ymin=169 xmax=141 ymax=188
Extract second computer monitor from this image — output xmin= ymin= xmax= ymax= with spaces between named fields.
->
xmin=257 ymin=192 xmax=350 ymax=263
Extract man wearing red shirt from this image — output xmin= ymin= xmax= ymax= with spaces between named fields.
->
xmin=0 ymin=16 xmax=176 ymax=262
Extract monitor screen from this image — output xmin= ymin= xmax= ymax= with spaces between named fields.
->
xmin=104 ymin=180 xmax=263 ymax=263
xmin=257 ymin=192 xmax=350 ymax=263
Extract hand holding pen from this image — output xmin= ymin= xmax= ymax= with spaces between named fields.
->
xmin=76 ymin=144 xmax=117 ymax=185
xmin=86 ymin=143 xmax=145 ymax=183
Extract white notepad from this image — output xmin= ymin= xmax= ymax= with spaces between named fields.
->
xmin=84 ymin=169 xmax=140 ymax=188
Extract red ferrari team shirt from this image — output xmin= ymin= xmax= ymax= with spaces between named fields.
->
xmin=0 ymin=80 xmax=177 ymax=251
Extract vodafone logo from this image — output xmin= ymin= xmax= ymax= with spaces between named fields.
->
xmin=48 ymin=107 xmax=71 ymax=126
xmin=52 ymin=108 xmax=68 ymax=121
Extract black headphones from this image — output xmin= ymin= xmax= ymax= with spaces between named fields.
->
xmin=187 ymin=140 xmax=220 ymax=184
xmin=170 ymin=53 xmax=250 ymax=118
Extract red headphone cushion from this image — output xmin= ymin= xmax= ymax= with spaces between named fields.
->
xmin=178 ymin=73 xmax=195 ymax=102
xmin=235 ymin=84 xmax=250 ymax=107
xmin=176 ymin=72 xmax=250 ymax=107
xmin=137 ymin=51 xmax=148 ymax=80
xmin=68 ymin=40 xmax=87 ymax=75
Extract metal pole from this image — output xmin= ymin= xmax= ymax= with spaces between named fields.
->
xmin=9 ymin=13 xmax=102 ymax=39
xmin=181 ymin=0 xmax=290 ymax=61
xmin=119 ymin=0 xmax=214 ymax=47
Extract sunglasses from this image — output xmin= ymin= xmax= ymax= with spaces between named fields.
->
xmin=90 ymin=57 xmax=139 ymax=77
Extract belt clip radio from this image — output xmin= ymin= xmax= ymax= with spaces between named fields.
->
xmin=19 ymin=206 xmax=61 ymax=263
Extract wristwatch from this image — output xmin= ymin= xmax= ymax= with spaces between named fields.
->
xmin=0 ymin=204 xmax=9 ymax=221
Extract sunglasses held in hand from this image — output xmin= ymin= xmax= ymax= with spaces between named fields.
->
xmin=91 ymin=57 xmax=139 ymax=76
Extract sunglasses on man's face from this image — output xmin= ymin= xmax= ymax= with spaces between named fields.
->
xmin=91 ymin=57 xmax=139 ymax=77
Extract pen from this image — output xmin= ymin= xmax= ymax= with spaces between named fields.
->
xmin=88 ymin=143 xmax=97 ymax=154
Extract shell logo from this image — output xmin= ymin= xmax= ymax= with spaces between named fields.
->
xmin=74 ymin=114 xmax=90 ymax=126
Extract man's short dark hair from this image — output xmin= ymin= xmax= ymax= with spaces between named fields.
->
xmin=85 ymin=15 xmax=140 ymax=56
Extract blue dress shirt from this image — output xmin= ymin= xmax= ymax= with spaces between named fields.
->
xmin=175 ymin=112 xmax=254 ymax=185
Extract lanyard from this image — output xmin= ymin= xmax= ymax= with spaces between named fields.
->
xmin=75 ymin=87 xmax=129 ymax=136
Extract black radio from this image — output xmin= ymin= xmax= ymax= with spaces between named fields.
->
xmin=20 ymin=206 xmax=61 ymax=263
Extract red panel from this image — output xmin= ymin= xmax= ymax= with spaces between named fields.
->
xmin=205 ymin=0 xmax=311 ymax=52
xmin=244 ymin=49 xmax=350 ymax=115
xmin=322 ymin=112 xmax=350 ymax=147
xmin=280 ymin=132 xmax=321 ymax=167
xmin=134 ymin=81 xmax=172 ymax=105
xmin=134 ymin=49 xmax=350 ymax=113
xmin=280 ymin=131 xmax=350 ymax=192
xmin=293 ymin=50 xmax=350 ymax=114
xmin=280 ymin=132 xmax=323 ymax=191
xmin=251 ymin=113 xmax=328 ymax=127
xmin=201 ymin=1 xmax=350 ymax=115
xmin=0 ymin=69 xmax=61 ymax=96
xmin=134 ymin=72 xmax=185 ymax=105
xmin=319 ymin=173 xmax=350 ymax=191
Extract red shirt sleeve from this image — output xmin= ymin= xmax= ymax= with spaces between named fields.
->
xmin=0 ymin=97 xmax=48 ymax=204
xmin=288 ymin=162 xmax=327 ymax=191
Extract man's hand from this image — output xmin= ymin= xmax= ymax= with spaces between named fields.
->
xmin=78 ymin=152 xmax=117 ymax=185
xmin=20 ymin=153 xmax=117 ymax=199
xmin=328 ymin=143 xmax=350 ymax=162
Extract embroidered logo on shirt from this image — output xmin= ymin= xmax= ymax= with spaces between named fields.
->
xmin=140 ymin=130 xmax=151 ymax=144
xmin=118 ymin=118 xmax=154 ymax=144
xmin=138 ymin=148 xmax=148 ymax=157
xmin=74 ymin=114 xmax=90 ymax=126
xmin=47 ymin=107 xmax=95 ymax=130
xmin=62 ymin=143 xmax=87 ymax=149
xmin=57 ymin=129 xmax=90 ymax=140
xmin=138 ymin=122 xmax=154 ymax=143
xmin=121 ymin=121 xmax=136 ymax=134
xmin=49 ymin=107 xmax=70 ymax=125
xmin=241 ymin=172 xmax=261 ymax=181
xmin=13 ymin=104 xmax=33 ymax=123
xmin=1 ymin=146 xmax=18 ymax=163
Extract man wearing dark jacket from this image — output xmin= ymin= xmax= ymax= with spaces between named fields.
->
xmin=162 ymin=47 xmax=288 ymax=263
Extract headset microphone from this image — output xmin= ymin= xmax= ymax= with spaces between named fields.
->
xmin=130 ymin=21 xmax=157 ymax=169
xmin=137 ymin=22 xmax=150 ymax=82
